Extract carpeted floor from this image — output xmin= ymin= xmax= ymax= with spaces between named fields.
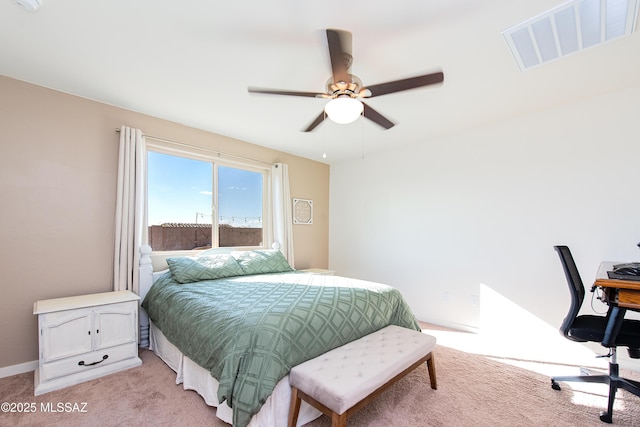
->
xmin=1 ymin=344 xmax=639 ymax=427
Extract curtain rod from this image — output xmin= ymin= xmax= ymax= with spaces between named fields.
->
xmin=115 ymin=128 xmax=273 ymax=167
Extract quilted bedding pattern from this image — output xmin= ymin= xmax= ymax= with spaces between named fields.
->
xmin=142 ymin=271 xmax=420 ymax=427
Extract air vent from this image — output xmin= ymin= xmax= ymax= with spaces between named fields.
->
xmin=503 ymin=0 xmax=639 ymax=71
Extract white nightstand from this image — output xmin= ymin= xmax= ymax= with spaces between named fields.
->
xmin=33 ymin=290 xmax=142 ymax=396
xmin=301 ymin=268 xmax=335 ymax=275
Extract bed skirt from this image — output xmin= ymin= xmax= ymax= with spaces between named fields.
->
xmin=149 ymin=321 xmax=322 ymax=426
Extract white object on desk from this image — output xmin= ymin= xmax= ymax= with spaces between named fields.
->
xmin=598 ymin=262 xmax=618 ymax=279
xmin=33 ymin=291 xmax=142 ymax=396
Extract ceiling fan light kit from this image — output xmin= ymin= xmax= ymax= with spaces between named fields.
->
xmin=324 ymin=97 xmax=363 ymax=124
xmin=248 ymin=29 xmax=444 ymax=132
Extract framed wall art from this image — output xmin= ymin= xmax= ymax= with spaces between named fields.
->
xmin=293 ymin=198 xmax=313 ymax=225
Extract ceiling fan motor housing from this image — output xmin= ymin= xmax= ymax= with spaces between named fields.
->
xmin=326 ymin=74 xmax=363 ymax=98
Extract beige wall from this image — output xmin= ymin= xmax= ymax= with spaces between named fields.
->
xmin=0 ymin=76 xmax=329 ymax=369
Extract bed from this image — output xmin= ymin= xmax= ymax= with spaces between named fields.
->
xmin=138 ymin=245 xmax=421 ymax=427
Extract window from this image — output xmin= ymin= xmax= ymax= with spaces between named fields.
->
xmin=147 ymin=148 xmax=267 ymax=251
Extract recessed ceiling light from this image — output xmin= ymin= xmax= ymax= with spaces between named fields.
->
xmin=14 ymin=0 xmax=42 ymax=12
xmin=503 ymin=0 xmax=639 ymax=71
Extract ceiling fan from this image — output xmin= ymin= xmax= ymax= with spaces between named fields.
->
xmin=248 ymin=29 xmax=444 ymax=132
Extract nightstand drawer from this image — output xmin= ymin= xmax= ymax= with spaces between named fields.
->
xmin=40 ymin=342 xmax=138 ymax=382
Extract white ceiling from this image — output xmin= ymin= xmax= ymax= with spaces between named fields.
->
xmin=2 ymin=0 xmax=639 ymax=164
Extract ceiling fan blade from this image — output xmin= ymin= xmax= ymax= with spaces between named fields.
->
xmin=363 ymin=71 xmax=444 ymax=98
xmin=303 ymin=111 xmax=327 ymax=132
xmin=362 ymin=102 xmax=394 ymax=130
xmin=326 ymin=29 xmax=351 ymax=84
xmin=248 ymin=87 xmax=324 ymax=98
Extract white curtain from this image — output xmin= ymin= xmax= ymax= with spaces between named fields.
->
xmin=271 ymin=163 xmax=294 ymax=266
xmin=113 ymin=126 xmax=147 ymax=294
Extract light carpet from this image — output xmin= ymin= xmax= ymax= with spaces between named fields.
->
xmin=1 ymin=345 xmax=639 ymax=426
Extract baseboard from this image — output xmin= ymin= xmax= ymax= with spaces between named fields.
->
xmin=417 ymin=316 xmax=479 ymax=334
xmin=0 ymin=360 xmax=37 ymax=379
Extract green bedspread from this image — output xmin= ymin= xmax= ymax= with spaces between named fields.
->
xmin=142 ymin=271 xmax=420 ymax=427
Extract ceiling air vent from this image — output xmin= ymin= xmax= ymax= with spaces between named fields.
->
xmin=502 ymin=0 xmax=639 ymax=71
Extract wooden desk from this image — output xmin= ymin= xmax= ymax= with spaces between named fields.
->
xmin=595 ymin=262 xmax=640 ymax=311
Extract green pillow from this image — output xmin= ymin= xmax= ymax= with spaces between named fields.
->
xmin=166 ymin=254 xmax=244 ymax=284
xmin=232 ymin=249 xmax=293 ymax=275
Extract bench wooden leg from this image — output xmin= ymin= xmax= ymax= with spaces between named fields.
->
xmin=331 ymin=411 xmax=347 ymax=427
xmin=426 ymin=352 xmax=437 ymax=390
xmin=288 ymin=386 xmax=302 ymax=427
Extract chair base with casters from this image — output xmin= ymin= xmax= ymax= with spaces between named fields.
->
xmin=551 ymin=245 xmax=640 ymax=423
xmin=550 ymin=348 xmax=640 ymax=423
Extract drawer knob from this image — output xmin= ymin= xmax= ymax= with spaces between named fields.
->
xmin=78 ymin=354 xmax=108 ymax=367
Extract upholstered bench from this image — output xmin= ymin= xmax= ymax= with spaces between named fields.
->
xmin=287 ymin=325 xmax=437 ymax=427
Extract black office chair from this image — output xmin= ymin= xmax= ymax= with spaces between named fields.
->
xmin=551 ymin=246 xmax=640 ymax=423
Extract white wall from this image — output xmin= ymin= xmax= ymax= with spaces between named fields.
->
xmin=330 ymin=85 xmax=640 ymax=341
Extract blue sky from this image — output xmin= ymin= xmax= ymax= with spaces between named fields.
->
xmin=147 ymin=152 xmax=263 ymax=227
